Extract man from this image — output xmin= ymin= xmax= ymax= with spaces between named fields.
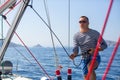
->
xmin=70 ymin=16 xmax=107 ymax=80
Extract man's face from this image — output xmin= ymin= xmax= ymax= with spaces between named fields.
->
xmin=79 ymin=18 xmax=89 ymax=29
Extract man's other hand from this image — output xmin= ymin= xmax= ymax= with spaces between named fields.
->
xmin=70 ymin=53 xmax=77 ymax=60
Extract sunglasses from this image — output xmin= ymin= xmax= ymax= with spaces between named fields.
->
xmin=79 ymin=21 xmax=87 ymax=23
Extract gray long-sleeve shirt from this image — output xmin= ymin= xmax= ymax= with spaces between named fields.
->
xmin=73 ymin=29 xmax=107 ymax=55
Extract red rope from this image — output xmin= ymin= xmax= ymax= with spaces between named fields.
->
xmin=102 ymin=37 xmax=120 ymax=80
xmin=2 ymin=0 xmax=52 ymax=79
xmin=5 ymin=19 xmax=52 ymax=79
xmin=0 ymin=0 xmax=22 ymax=15
xmin=0 ymin=0 xmax=10 ymax=9
xmin=86 ymin=0 xmax=114 ymax=79
xmin=4 ymin=0 xmax=22 ymax=16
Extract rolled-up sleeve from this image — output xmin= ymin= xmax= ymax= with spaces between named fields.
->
xmin=96 ymin=32 xmax=108 ymax=50
xmin=73 ymin=34 xmax=79 ymax=54
xmin=101 ymin=38 xmax=108 ymax=50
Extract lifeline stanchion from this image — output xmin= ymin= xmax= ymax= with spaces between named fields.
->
xmin=55 ymin=69 xmax=62 ymax=80
xmin=67 ymin=68 xmax=72 ymax=80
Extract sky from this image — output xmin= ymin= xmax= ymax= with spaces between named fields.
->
xmin=0 ymin=0 xmax=120 ymax=47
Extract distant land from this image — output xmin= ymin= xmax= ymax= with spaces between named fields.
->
xmin=105 ymin=40 xmax=116 ymax=47
xmin=0 ymin=39 xmax=116 ymax=47
xmin=32 ymin=44 xmax=42 ymax=48
xmin=30 ymin=40 xmax=117 ymax=47
xmin=0 ymin=39 xmax=23 ymax=47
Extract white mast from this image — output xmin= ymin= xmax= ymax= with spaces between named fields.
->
xmin=0 ymin=0 xmax=16 ymax=14
xmin=0 ymin=0 xmax=30 ymax=61
xmin=0 ymin=0 xmax=4 ymax=46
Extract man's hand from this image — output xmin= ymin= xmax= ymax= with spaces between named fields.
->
xmin=89 ymin=48 xmax=95 ymax=55
xmin=69 ymin=53 xmax=77 ymax=60
xmin=89 ymin=47 xmax=103 ymax=55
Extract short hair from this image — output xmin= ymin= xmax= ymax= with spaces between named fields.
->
xmin=80 ymin=16 xmax=89 ymax=22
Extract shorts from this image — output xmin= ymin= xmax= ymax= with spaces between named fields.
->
xmin=80 ymin=55 xmax=101 ymax=75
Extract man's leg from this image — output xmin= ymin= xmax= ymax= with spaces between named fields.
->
xmin=83 ymin=70 xmax=96 ymax=80
xmin=84 ymin=75 xmax=87 ymax=80
xmin=87 ymin=61 xmax=98 ymax=80
xmin=91 ymin=70 xmax=96 ymax=80
xmin=83 ymin=71 xmax=96 ymax=80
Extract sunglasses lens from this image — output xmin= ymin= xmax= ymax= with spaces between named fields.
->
xmin=79 ymin=21 xmax=87 ymax=23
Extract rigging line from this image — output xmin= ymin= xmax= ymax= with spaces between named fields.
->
xmin=0 ymin=14 xmax=3 ymax=45
xmin=43 ymin=0 xmax=59 ymax=68
xmin=4 ymin=0 xmax=22 ymax=16
xmin=73 ymin=59 xmax=82 ymax=68
xmin=102 ymin=36 xmax=120 ymax=80
xmin=72 ymin=50 xmax=90 ymax=67
xmin=30 ymin=0 xmax=33 ymax=6
xmin=13 ymin=46 xmax=44 ymax=73
xmin=67 ymin=0 xmax=71 ymax=68
xmin=4 ymin=19 xmax=52 ymax=79
xmin=13 ymin=46 xmax=34 ymax=65
xmin=0 ymin=33 xmax=34 ymax=66
xmin=102 ymin=37 xmax=120 ymax=80
xmin=13 ymin=46 xmax=43 ymax=73
xmin=68 ymin=0 xmax=70 ymax=52
xmin=29 ymin=6 xmax=71 ymax=58
xmin=86 ymin=0 xmax=114 ymax=79
xmin=0 ymin=33 xmax=43 ymax=76
xmin=0 ymin=0 xmax=4 ymax=44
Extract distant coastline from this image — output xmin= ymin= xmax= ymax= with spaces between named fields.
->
xmin=0 ymin=40 xmax=116 ymax=48
xmin=105 ymin=40 xmax=116 ymax=47
xmin=0 ymin=40 xmax=23 ymax=47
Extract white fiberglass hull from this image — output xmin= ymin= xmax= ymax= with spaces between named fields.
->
xmin=1 ymin=74 xmax=32 ymax=80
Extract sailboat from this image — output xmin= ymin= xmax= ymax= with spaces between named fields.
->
xmin=0 ymin=0 xmax=32 ymax=79
xmin=0 ymin=0 xmax=64 ymax=79
xmin=0 ymin=0 xmax=118 ymax=80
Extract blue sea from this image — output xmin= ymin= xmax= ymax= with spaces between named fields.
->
xmin=3 ymin=46 xmax=120 ymax=80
